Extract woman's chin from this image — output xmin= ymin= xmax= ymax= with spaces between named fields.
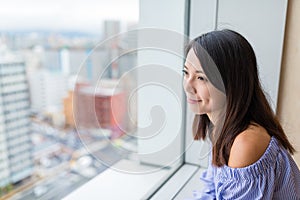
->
xmin=189 ymin=108 xmax=206 ymax=115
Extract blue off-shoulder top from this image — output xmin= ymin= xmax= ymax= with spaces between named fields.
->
xmin=191 ymin=136 xmax=300 ymax=200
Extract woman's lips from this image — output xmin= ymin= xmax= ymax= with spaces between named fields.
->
xmin=187 ymin=98 xmax=202 ymax=104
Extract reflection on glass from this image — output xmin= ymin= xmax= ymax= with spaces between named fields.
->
xmin=0 ymin=2 xmax=138 ymax=199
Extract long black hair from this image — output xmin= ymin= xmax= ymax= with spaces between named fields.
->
xmin=186 ymin=29 xmax=295 ymax=167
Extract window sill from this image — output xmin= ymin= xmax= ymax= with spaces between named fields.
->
xmin=63 ymin=159 xmax=205 ymax=200
xmin=150 ymin=164 xmax=204 ymax=200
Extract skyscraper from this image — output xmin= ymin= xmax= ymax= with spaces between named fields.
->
xmin=0 ymin=55 xmax=33 ymax=187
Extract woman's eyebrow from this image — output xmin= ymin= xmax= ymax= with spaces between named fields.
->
xmin=184 ymin=65 xmax=204 ymax=74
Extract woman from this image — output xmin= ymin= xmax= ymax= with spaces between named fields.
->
xmin=183 ymin=29 xmax=300 ymax=199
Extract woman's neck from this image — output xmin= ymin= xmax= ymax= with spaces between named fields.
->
xmin=207 ymin=108 xmax=226 ymax=126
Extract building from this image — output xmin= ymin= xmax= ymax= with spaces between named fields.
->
xmin=27 ymin=69 xmax=68 ymax=113
xmin=104 ymin=20 xmax=121 ymax=40
xmin=0 ymin=54 xmax=33 ymax=187
xmin=63 ymin=90 xmax=75 ymax=127
xmin=74 ymin=80 xmax=126 ymax=139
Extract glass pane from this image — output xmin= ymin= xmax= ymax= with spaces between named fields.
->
xmin=0 ymin=0 xmax=186 ymax=199
xmin=0 ymin=1 xmax=139 ymax=199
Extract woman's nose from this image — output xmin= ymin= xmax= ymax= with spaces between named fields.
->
xmin=184 ymin=79 xmax=196 ymax=94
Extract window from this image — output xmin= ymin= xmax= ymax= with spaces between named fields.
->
xmin=3 ymin=0 xmax=287 ymax=199
xmin=0 ymin=0 xmax=187 ymax=199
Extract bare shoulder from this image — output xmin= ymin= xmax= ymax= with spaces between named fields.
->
xmin=228 ymin=124 xmax=271 ymax=168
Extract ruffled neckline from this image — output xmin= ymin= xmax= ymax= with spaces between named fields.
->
xmin=218 ymin=136 xmax=281 ymax=180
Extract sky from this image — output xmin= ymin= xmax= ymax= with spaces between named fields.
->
xmin=0 ymin=0 xmax=139 ymax=33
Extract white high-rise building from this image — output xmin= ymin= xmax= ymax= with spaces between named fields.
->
xmin=28 ymin=69 xmax=68 ymax=113
xmin=0 ymin=55 xmax=33 ymax=187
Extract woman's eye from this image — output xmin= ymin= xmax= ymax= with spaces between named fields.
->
xmin=198 ymin=76 xmax=206 ymax=81
xmin=182 ymin=70 xmax=188 ymax=75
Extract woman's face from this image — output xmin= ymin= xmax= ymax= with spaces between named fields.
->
xmin=183 ymin=49 xmax=226 ymax=119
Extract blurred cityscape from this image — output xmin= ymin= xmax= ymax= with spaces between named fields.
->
xmin=0 ymin=20 xmax=138 ymax=199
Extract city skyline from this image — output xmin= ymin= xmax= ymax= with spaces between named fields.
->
xmin=0 ymin=2 xmax=139 ymax=197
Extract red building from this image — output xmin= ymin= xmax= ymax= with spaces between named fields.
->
xmin=74 ymin=83 xmax=126 ymax=139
